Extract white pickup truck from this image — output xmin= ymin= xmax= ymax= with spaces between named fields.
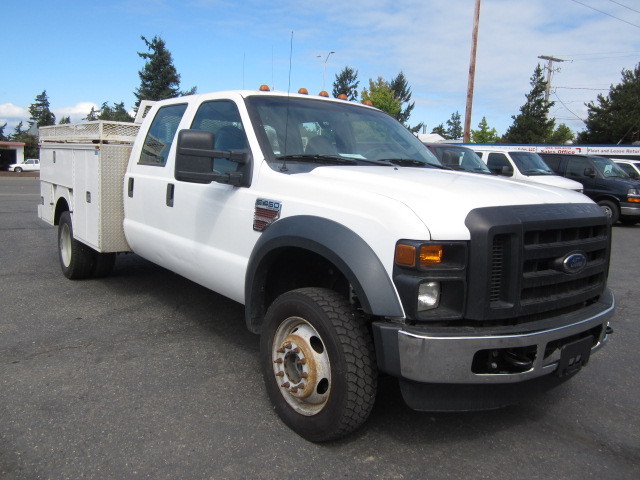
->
xmin=38 ymin=88 xmax=615 ymax=441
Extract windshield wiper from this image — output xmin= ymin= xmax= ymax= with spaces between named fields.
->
xmin=379 ymin=158 xmax=433 ymax=168
xmin=275 ymin=154 xmax=358 ymax=165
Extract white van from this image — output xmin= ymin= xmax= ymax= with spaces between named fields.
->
xmin=472 ymin=147 xmax=583 ymax=191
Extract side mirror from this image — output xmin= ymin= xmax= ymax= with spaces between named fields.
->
xmin=584 ymin=167 xmax=596 ymax=178
xmin=501 ymin=165 xmax=514 ymax=176
xmin=175 ymin=129 xmax=251 ymax=186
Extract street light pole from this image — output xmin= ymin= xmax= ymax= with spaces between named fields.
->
xmin=317 ymin=51 xmax=335 ymax=91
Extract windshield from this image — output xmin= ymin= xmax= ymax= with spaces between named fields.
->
xmin=592 ymin=156 xmax=630 ymax=179
xmin=245 ymin=95 xmax=441 ymax=172
xmin=510 ymin=152 xmax=555 ymax=176
xmin=431 ymin=146 xmax=492 ymax=174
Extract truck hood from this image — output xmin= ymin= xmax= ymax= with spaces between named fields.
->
xmin=305 ymin=166 xmax=591 ymax=240
xmin=520 ymin=173 xmax=583 ymax=191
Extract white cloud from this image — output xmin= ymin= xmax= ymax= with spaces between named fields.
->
xmin=53 ymin=102 xmax=99 ymax=122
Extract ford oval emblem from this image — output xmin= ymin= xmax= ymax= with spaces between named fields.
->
xmin=562 ymin=252 xmax=587 ymax=274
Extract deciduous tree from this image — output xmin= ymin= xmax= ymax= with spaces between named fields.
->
xmin=361 ymin=77 xmax=401 ymax=118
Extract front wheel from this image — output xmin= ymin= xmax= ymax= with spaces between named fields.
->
xmin=14 ymin=167 xmax=23 ymax=173
xmin=260 ymin=288 xmax=377 ymax=442
xmin=597 ymin=199 xmax=619 ymax=224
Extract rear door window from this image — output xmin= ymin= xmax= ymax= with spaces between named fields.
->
xmin=139 ymin=103 xmax=188 ymax=166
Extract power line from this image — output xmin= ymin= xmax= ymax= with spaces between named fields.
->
xmin=555 ymin=86 xmax=609 ymax=90
xmin=552 ymin=92 xmax=587 ymax=123
xmin=568 ymin=0 xmax=640 ymax=29
xmin=607 ymin=0 xmax=640 ymax=15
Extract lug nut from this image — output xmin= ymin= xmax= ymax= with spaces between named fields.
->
xmin=275 ymin=371 xmax=284 ymax=377
xmin=296 ymin=358 xmax=307 ymax=365
xmin=281 ymin=382 xmax=290 ymax=388
xmin=274 ymin=358 xmax=283 ymax=364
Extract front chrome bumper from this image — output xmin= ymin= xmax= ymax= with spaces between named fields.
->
xmin=373 ymin=289 xmax=614 ymax=385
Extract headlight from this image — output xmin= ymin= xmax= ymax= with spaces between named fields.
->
xmin=418 ymin=282 xmax=440 ymax=311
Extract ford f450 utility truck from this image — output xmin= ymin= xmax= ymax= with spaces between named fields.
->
xmin=38 ymin=89 xmax=615 ymax=442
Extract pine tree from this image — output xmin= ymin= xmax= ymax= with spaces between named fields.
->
xmin=134 ymin=35 xmax=195 ymax=108
xmin=503 ymin=64 xmax=555 ymax=144
xmin=431 ymin=124 xmax=448 ymax=138
xmin=548 ymin=123 xmax=575 ymax=144
xmin=578 ymin=63 xmax=640 ymax=144
xmin=85 ymin=107 xmax=98 ymax=121
xmin=332 ymin=66 xmax=359 ymax=101
xmin=97 ymin=102 xmax=134 ymax=122
xmin=446 ymin=111 xmax=463 ymax=140
xmin=59 ymin=116 xmax=71 ymax=124
xmin=28 ymin=90 xmax=56 ymax=128
xmin=389 ymin=72 xmax=422 ymax=132
xmin=471 ymin=116 xmax=500 ymax=143
xmin=0 ymin=122 xmax=8 ymax=141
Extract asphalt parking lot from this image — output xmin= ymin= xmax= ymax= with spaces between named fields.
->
xmin=1 ymin=176 xmax=639 ymax=479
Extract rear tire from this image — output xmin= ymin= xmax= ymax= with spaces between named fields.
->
xmin=260 ymin=287 xmax=377 ymax=442
xmin=597 ymin=199 xmax=619 ymax=224
xmin=58 ymin=211 xmax=95 ymax=279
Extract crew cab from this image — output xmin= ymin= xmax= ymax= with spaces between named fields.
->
xmin=38 ymin=89 xmax=615 ymax=441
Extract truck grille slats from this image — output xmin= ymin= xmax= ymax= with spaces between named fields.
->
xmin=466 ymin=203 xmax=611 ymax=323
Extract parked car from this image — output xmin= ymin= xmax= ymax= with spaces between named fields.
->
xmin=614 ymin=159 xmax=640 ymax=180
xmin=9 ymin=159 xmax=40 ymax=172
xmin=539 ymin=153 xmax=640 ymax=224
xmin=471 ymin=147 xmax=583 ymax=191
xmin=422 ymin=143 xmax=493 ymax=175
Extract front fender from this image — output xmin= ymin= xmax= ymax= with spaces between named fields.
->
xmin=244 ymin=215 xmax=404 ymax=333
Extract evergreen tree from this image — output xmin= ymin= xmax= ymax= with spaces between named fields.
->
xmin=431 ymin=124 xmax=448 ymax=138
xmin=28 ymin=90 xmax=56 ymax=128
xmin=390 ymin=71 xmax=422 ymax=133
xmin=97 ymin=102 xmax=134 ymax=122
xmin=471 ymin=116 xmax=500 ymax=143
xmin=0 ymin=122 xmax=8 ymax=141
xmin=446 ymin=111 xmax=463 ymax=140
xmin=361 ymin=77 xmax=401 ymax=117
xmin=134 ymin=35 xmax=195 ymax=108
xmin=332 ymin=66 xmax=359 ymax=101
xmin=548 ymin=123 xmax=575 ymax=144
xmin=59 ymin=116 xmax=71 ymax=124
xmin=503 ymin=64 xmax=555 ymax=144
xmin=11 ymin=122 xmax=39 ymax=158
xmin=578 ymin=63 xmax=640 ymax=144
xmin=85 ymin=107 xmax=98 ymax=121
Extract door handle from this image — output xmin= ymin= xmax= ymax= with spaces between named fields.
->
xmin=166 ymin=183 xmax=175 ymax=207
xmin=128 ymin=177 xmax=134 ymax=198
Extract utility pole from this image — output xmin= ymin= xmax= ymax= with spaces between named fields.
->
xmin=317 ymin=51 xmax=335 ymax=92
xmin=464 ymin=0 xmax=482 ymax=143
xmin=538 ymin=55 xmax=566 ymax=104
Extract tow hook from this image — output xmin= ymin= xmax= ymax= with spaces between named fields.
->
xmin=606 ymin=325 xmax=614 ymax=335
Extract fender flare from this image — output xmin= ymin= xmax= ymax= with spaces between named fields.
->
xmin=244 ymin=215 xmax=403 ymax=333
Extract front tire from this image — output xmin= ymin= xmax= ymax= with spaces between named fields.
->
xmin=58 ymin=211 xmax=95 ymax=279
xmin=260 ymin=288 xmax=377 ymax=442
xmin=597 ymin=199 xmax=619 ymax=224
xmin=14 ymin=167 xmax=23 ymax=173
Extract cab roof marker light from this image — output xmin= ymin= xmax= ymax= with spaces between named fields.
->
xmin=337 ymin=94 xmax=348 ymax=100
xmin=318 ymin=90 xmax=329 ymax=97
xmin=298 ymin=88 xmax=309 ymax=95
xmin=259 ymin=84 xmax=271 ymax=91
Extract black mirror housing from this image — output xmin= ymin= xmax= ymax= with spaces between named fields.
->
xmin=175 ymin=129 xmax=252 ymax=186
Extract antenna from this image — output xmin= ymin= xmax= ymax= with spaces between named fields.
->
xmin=280 ymin=31 xmax=294 ymax=172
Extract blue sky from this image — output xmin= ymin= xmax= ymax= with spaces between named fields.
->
xmin=2 ymin=0 xmax=639 ymax=138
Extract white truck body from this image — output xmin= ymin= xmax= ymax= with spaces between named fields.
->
xmin=38 ymin=90 xmax=615 ymax=441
